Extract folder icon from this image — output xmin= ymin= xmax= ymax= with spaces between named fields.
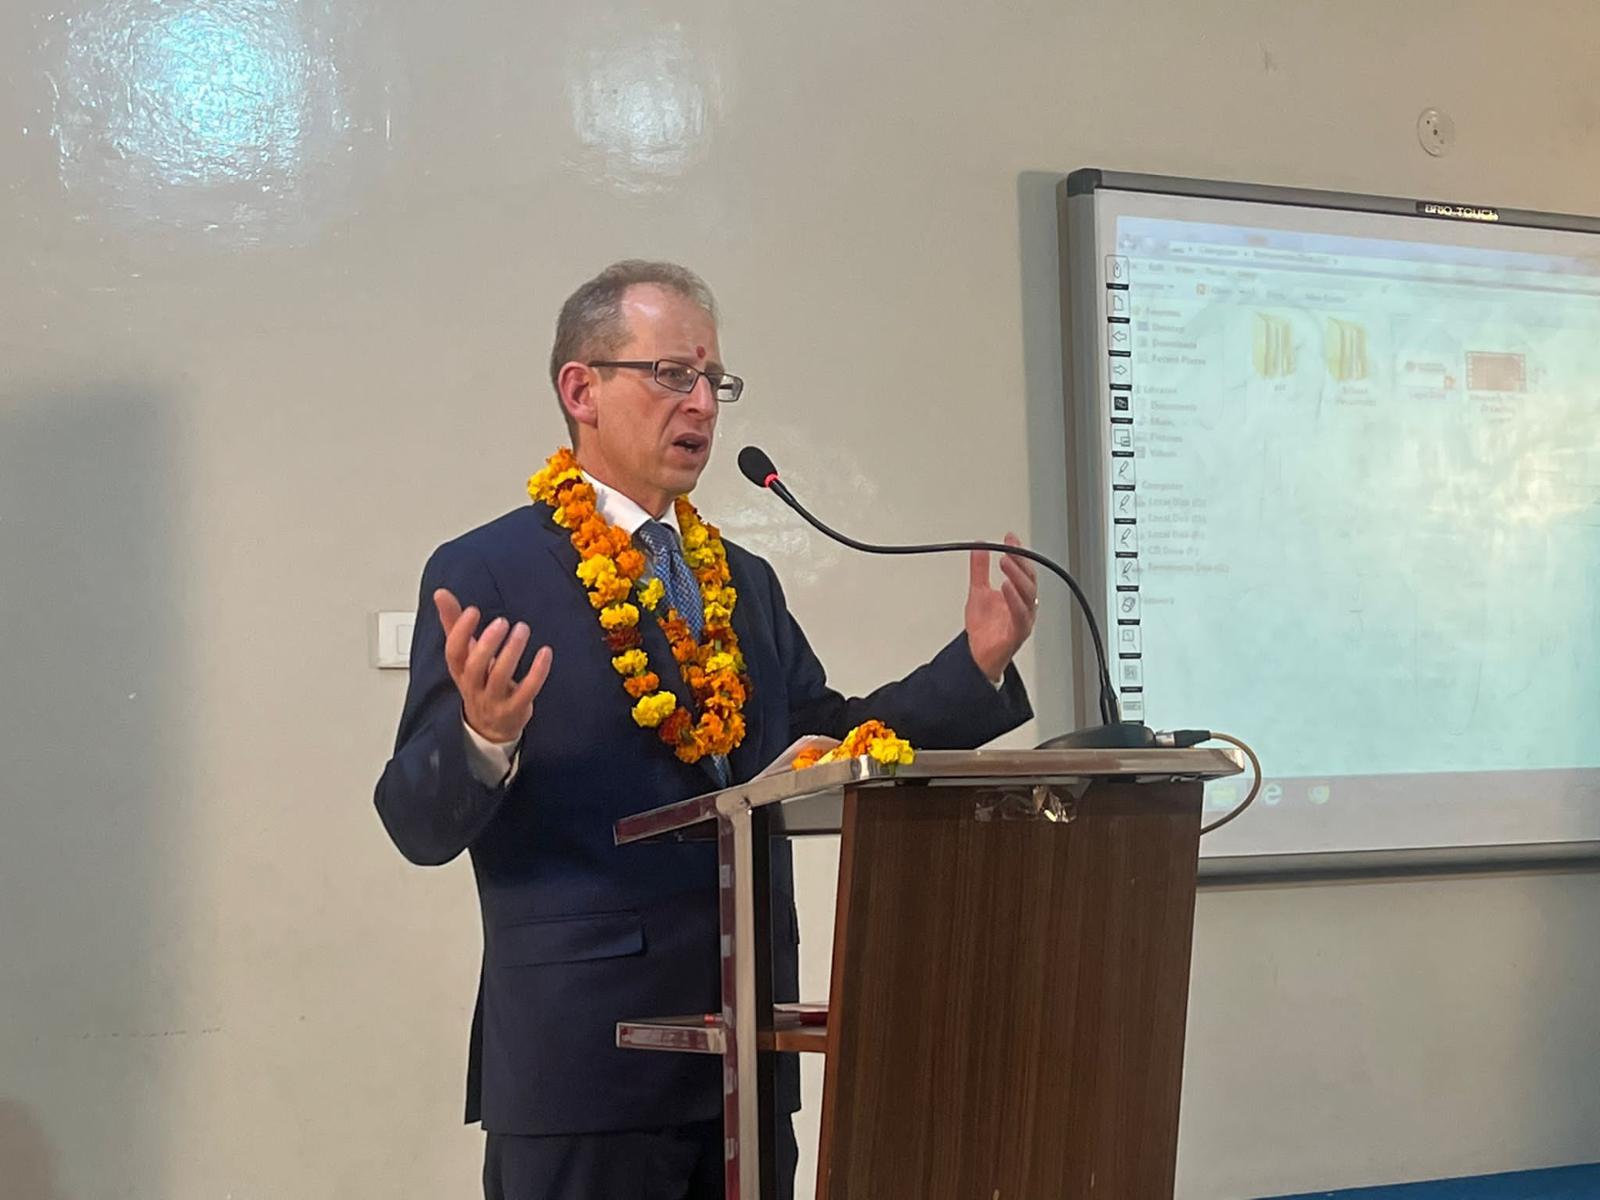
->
xmin=1252 ymin=313 xmax=1296 ymax=379
xmin=1325 ymin=318 xmax=1369 ymax=382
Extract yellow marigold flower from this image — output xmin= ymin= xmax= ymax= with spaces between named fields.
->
xmin=577 ymin=556 xmax=617 ymax=586
xmin=704 ymin=601 xmax=732 ymax=626
xmin=868 ymin=736 xmax=914 ymax=766
xmin=700 ymin=583 xmax=735 ymax=608
xmin=527 ymin=464 xmax=582 ymax=500
xmin=587 ymin=575 xmax=632 ymax=607
xmin=611 ymin=649 xmax=649 ymax=676
xmin=705 ymin=652 xmax=735 ymax=674
xmin=631 ymin=691 xmax=678 ymax=728
xmin=684 ymin=547 xmax=714 ymax=570
xmin=683 ymin=523 xmax=708 ymax=550
xmin=599 ymin=603 xmax=640 ymax=630
xmin=637 ymin=577 xmax=665 ymax=611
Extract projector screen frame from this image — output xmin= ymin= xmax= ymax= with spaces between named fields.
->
xmin=1056 ymin=169 xmax=1600 ymax=874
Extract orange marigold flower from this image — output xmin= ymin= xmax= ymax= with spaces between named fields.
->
xmin=838 ymin=720 xmax=894 ymax=756
xmin=659 ymin=707 xmax=693 ymax=744
xmin=660 ymin=617 xmax=694 ymax=658
xmin=623 ymin=672 xmax=660 ymax=699
xmin=615 ymin=547 xmax=647 ymax=578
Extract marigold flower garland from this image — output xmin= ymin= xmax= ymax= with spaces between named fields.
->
xmin=791 ymin=720 xmax=915 ymax=771
xmin=528 ymin=448 xmax=748 ymax=764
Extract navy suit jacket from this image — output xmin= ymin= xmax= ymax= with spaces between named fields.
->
xmin=375 ymin=503 xmax=1032 ymax=1135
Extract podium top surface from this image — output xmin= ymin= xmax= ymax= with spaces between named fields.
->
xmin=614 ymin=746 xmax=1244 ymax=845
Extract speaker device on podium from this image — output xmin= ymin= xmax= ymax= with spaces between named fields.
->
xmin=612 ymin=745 xmax=1243 ymax=1199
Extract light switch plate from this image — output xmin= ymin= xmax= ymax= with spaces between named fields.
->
xmin=371 ymin=611 xmax=414 ymax=669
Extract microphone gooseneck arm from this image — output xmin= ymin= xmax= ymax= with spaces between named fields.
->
xmin=736 ymin=445 xmax=1121 ymax=728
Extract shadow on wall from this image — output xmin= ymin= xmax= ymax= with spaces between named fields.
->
xmin=0 ymin=387 xmax=186 ymax=1198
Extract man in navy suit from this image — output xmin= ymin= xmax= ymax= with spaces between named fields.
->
xmin=375 ymin=261 xmax=1037 ymax=1199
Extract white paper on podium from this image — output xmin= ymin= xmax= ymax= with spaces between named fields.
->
xmin=754 ymin=734 xmax=840 ymax=780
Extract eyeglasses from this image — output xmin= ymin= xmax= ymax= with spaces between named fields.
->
xmin=587 ymin=359 xmax=744 ymax=403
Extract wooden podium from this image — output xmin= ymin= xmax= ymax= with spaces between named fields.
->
xmin=613 ymin=747 xmax=1243 ymax=1199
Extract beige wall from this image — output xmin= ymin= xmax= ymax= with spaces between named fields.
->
xmin=2 ymin=1 xmax=1598 ymax=1196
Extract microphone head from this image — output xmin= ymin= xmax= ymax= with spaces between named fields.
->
xmin=738 ymin=445 xmax=780 ymax=489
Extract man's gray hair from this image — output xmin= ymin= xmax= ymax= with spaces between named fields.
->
xmin=549 ymin=262 xmax=718 ymax=429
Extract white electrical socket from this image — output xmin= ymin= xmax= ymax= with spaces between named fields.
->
xmin=1417 ymin=107 xmax=1455 ymax=157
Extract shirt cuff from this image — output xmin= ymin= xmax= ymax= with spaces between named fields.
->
xmin=463 ymin=718 xmax=520 ymax=787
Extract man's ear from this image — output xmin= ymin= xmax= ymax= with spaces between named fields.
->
xmin=557 ymin=361 xmax=599 ymax=430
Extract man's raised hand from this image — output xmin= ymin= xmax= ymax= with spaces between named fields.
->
xmin=433 ymin=588 xmax=553 ymax=744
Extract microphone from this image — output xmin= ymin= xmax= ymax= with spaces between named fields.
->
xmin=736 ymin=445 xmax=1155 ymax=750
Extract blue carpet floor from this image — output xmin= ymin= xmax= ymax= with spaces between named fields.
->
xmin=1272 ymin=1163 xmax=1600 ymax=1199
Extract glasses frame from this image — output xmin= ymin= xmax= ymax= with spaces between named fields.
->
xmin=587 ymin=358 xmax=744 ymax=403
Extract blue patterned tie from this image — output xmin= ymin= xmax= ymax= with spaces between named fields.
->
xmin=635 ymin=520 xmax=730 ymax=787
xmin=635 ymin=521 xmax=703 ymax=637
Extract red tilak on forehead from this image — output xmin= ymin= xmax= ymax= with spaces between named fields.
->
xmin=695 ymin=345 xmax=706 ymax=359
